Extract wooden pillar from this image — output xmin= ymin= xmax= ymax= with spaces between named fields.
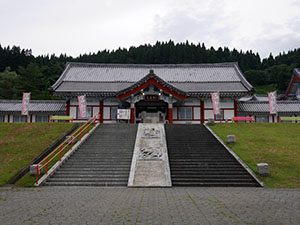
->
xmin=66 ymin=99 xmax=70 ymax=123
xmin=200 ymin=100 xmax=205 ymax=124
xmin=234 ymin=100 xmax=238 ymax=117
xmin=99 ymin=99 xmax=103 ymax=123
xmin=130 ymin=103 xmax=135 ymax=124
xmin=168 ymin=103 xmax=173 ymax=124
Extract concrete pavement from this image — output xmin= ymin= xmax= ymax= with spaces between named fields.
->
xmin=0 ymin=187 xmax=300 ymax=224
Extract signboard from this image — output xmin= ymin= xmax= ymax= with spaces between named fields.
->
xmin=211 ymin=92 xmax=220 ymax=115
xmin=117 ymin=109 xmax=130 ymax=120
xmin=78 ymin=95 xmax=87 ymax=118
xmin=145 ymin=95 xmax=159 ymax=101
xmin=268 ymin=91 xmax=277 ymax=114
xmin=22 ymin=92 xmax=31 ymax=115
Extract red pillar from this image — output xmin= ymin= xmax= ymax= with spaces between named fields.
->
xmin=130 ymin=107 xmax=135 ymax=124
xmin=99 ymin=100 xmax=103 ymax=123
xmin=200 ymin=100 xmax=205 ymax=124
xmin=168 ymin=107 xmax=173 ymax=124
xmin=234 ymin=100 xmax=238 ymax=117
xmin=66 ymin=99 xmax=70 ymax=123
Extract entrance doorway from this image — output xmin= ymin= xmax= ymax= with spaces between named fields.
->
xmin=135 ymin=100 xmax=168 ymax=123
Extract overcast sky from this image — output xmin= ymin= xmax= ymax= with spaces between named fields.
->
xmin=1 ymin=0 xmax=300 ymax=59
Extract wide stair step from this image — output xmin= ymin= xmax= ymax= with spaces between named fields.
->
xmin=165 ymin=124 xmax=260 ymax=187
xmin=44 ymin=124 xmax=137 ymax=186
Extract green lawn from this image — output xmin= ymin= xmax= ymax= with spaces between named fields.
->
xmin=210 ymin=123 xmax=300 ymax=188
xmin=0 ymin=123 xmax=74 ymax=186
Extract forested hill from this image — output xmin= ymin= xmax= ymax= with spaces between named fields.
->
xmin=1 ymin=40 xmax=300 ymax=100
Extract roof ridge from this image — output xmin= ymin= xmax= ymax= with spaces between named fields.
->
xmin=66 ymin=62 xmax=238 ymax=68
xmin=0 ymin=100 xmax=65 ymax=103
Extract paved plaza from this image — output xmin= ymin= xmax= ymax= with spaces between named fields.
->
xmin=1 ymin=187 xmax=300 ymax=224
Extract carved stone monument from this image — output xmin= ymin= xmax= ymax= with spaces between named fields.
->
xmin=128 ymin=123 xmax=172 ymax=187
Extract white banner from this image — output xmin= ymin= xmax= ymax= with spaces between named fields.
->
xmin=78 ymin=95 xmax=87 ymax=118
xmin=22 ymin=92 xmax=31 ymax=115
xmin=117 ymin=109 xmax=130 ymax=120
xmin=268 ymin=91 xmax=277 ymax=114
xmin=211 ymin=92 xmax=220 ymax=115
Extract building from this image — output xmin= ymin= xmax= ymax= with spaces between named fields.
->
xmin=50 ymin=62 xmax=254 ymax=124
xmin=238 ymin=95 xmax=300 ymax=122
xmin=0 ymin=100 xmax=65 ymax=122
xmin=285 ymin=68 xmax=300 ymax=100
xmin=237 ymin=68 xmax=300 ymax=123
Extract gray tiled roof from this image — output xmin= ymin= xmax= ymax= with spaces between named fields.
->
xmin=171 ymin=82 xmax=248 ymax=92
xmin=238 ymin=101 xmax=300 ymax=114
xmin=52 ymin=62 xmax=253 ymax=97
xmin=0 ymin=100 xmax=66 ymax=114
xmin=238 ymin=95 xmax=269 ymax=102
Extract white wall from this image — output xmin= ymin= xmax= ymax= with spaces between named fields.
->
xmin=173 ymin=121 xmax=201 ymax=124
xmin=104 ymin=98 xmax=119 ymax=106
xmin=224 ymin=110 xmax=234 ymax=120
xmin=204 ymin=99 xmax=213 ymax=108
xmin=205 ymin=110 xmax=214 ymax=119
xmin=182 ymin=98 xmax=200 ymax=106
xmin=194 ymin=107 xmax=200 ymax=120
xmin=173 ymin=107 xmax=177 ymax=119
xmin=220 ymin=99 xmax=234 ymax=108
xmin=93 ymin=107 xmax=99 ymax=116
xmin=70 ymin=107 xmax=77 ymax=119
xmin=103 ymin=107 xmax=110 ymax=119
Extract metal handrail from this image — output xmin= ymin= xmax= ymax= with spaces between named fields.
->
xmin=35 ymin=114 xmax=99 ymax=184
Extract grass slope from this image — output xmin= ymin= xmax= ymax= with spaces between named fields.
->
xmin=210 ymin=123 xmax=300 ymax=188
xmin=0 ymin=123 xmax=74 ymax=186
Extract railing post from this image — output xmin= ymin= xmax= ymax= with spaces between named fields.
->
xmin=88 ymin=125 xmax=90 ymax=133
xmin=36 ymin=164 xmax=39 ymax=184
xmin=71 ymin=137 xmax=73 ymax=150
xmin=60 ymin=146 xmax=62 ymax=160
xmin=46 ymin=158 xmax=48 ymax=174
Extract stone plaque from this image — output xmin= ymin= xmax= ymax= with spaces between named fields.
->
xmin=142 ymin=127 xmax=161 ymax=139
xmin=139 ymin=147 xmax=162 ymax=160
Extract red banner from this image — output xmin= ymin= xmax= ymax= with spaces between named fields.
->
xmin=211 ymin=92 xmax=220 ymax=115
xmin=268 ymin=91 xmax=277 ymax=114
xmin=78 ymin=95 xmax=87 ymax=118
xmin=22 ymin=93 xmax=31 ymax=115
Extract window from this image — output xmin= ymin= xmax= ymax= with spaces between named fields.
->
xmin=37 ymin=115 xmax=49 ymax=122
xmin=178 ymin=107 xmax=192 ymax=120
xmin=77 ymin=106 xmax=92 ymax=119
xmin=0 ymin=116 xmax=3 ymax=122
xmin=215 ymin=110 xmax=224 ymax=120
xmin=111 ymin=107 xmax=118 ymax=120
xmin=14 ymin=115 xmax=26 ymax=123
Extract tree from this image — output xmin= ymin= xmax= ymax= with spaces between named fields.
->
xmin=18 ymin=63 xmax=50 ymax=99
xmin=0 ymin=67 xmax=21 ymax=99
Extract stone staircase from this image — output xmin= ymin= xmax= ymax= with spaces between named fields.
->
xmin=165 ymin=124 xmax=260 ymax=187
xmin=44 ymin=124 xmax=137 ymax=186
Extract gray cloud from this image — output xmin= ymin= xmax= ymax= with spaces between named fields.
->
xmin=151 ymin=6 xmax=238 ymax=49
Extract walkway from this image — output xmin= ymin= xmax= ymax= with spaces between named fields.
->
xmin=1 ymin=187 xmax=300 ymax=224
